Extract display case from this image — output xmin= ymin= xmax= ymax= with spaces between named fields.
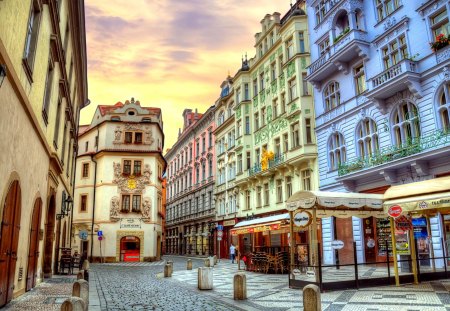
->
xmin=376 ymin=218 xmax=393 ymax=257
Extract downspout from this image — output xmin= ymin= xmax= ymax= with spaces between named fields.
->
xmin=89 ymin=126 xmax=99 ymax=261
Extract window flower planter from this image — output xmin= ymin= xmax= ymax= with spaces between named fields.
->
xmin=430 ymin=34 xmax=450 ymax=52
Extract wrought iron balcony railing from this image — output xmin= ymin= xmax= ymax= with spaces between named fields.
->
xmin=249 ymin=154 xmax=285 ymax=176
xmin=338 ymin=129 xmax=450 ymax=176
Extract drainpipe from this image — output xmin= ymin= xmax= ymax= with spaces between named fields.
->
xmin=89 ymin=127 xmax=99 ymax=261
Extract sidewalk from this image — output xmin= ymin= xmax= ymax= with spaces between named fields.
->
xmin=4 ymin=275 xmax=76 ymax=310
xmin=167 ymin=258 xmax=450 ymax=311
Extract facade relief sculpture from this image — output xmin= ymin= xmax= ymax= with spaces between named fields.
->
xmin=110 ymin=196 xmax=120 ymax=221
xmin=112 ymin=162 xmax=152 ymax=194
xmin=141 ymin=197 xmax=152 ymax=221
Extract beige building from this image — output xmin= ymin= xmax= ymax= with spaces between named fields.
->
xmin=73 ymin=98 xmax=165 ymax=262
xmin=0 ymin=0 xmax=88 ymax=306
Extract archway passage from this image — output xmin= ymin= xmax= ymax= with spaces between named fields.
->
xmin=43 ymin=195 xmax=56 ymax=277
xmin=120 ymin=236 xmax=141 ymax=262
xmin=26 ymin=198 xmax=42 ymax=291
xmin=0 ymin=181 xmax=22 ymax=307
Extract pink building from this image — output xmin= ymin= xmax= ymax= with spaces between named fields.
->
xmin=165 ymin=107 xmax=216 ymax=255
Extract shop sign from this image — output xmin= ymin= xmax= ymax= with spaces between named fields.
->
xmin=120 ymin=218 xmax=142 ymax=229
xmin=293 ymin=211 xmax=312 ymax=228
xmin=223 ymin=220 xmax=236 ymax=226
xmin=388 ymin=205 xmax=402 ymax=218
xmin=395 ymin=215 xmax=412 ymax=231
xmin=395 ymin=231 xmax=410 ymax=255
xmin=79 ymin=230 xmax=88 ymax=241
xmin=366 ymin=238 xmax=375 ymax=248
xmin=418 ymin=201 xmax=428 ymax=209
xmin=331 ymin=240 xmax=344 ymax=249
xmin=231 ymin=223 xmax=280 ymax=236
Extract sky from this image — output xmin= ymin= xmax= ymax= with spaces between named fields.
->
xmin=81 ymin=0 xmax=289 ymax=149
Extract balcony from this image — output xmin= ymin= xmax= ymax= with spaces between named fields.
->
xmin=307 ymin=29 xmax=370 ymax=87
xmin=338 ymin=129 xmax=450 ymax=177
xmin=249 ymin=154 xmax=285 ymax=177
xmin=367 ymin=59 xmax=422 ymax=113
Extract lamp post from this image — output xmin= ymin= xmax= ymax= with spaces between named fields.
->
xmin=56 ymin=196 xmax=73 ymax=220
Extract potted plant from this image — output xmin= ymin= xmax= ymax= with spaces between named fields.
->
xmin=430 ymin=33 xmax=450 ymax=52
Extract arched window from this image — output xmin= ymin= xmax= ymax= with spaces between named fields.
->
xmin=227 ymin=102 xmax=234 ymax=118
xmin=324 ymin=81 xmax=340 ymax=111
xmin=391 ymin=101 xmax=421 ymax=146
xmin=356 ymin=118 xmax=379 ymax=158
xmin=436 ymin=83 xmax=450 ymax=131
xmin=335 ymin=11 xmax=349 ymax=34
xmin=328 ymin=132 xmax=346 ymax=170
xmin=218 ymin=111 xmax=225 ymax=126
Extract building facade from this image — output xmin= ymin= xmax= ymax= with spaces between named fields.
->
xmin=230 ymin=2 xmax=319 ymax=255
xmin=72 ymin=98 xmax=165 ymax=262
xmin=0 ymin=0 xmax=88 ymax=305
xmin=165 ymin=108 xmax=216 ymax=256
xmin=306 ymin=0 xmax=450 ymax=264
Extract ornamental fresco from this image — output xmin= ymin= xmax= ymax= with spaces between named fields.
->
xmin=112 ymin=162 xmax=152 ymax=194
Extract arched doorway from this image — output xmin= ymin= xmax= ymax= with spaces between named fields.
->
xmin=43 ymin=195 xmax=56 ymax=278
xmin=26 ymin=198 xmax=42 ymax=291
xmin=0 ymin=181 xmax=22 ymax=307
xmin=120 ymin=236 xmax=140 ymax=262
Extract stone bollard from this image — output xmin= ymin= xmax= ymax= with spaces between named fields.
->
xmin=72 ymin=280 xmax=89 ymax=311
xmin=83 ymin=269 xmax=89 ymax=282
xmin=187 ymin=259 xmax=192 ymax=270
xmin=213 ymin=255 xmax=218 ymax=265
xmin=164 ymin=264 xmax=172 ymax=277
xmin=81 ymin=260 xmax=90 ymax=271
xmin=60 ymin=297 xmax=85 ymax=311
xmin=233 ymin=273 xmax=247 ymax=300
xmin=209 ymin=256 xmax=214 ymax=267
xmin=167 ymin=260 xmax=173 ymax=275
xmin=204 ymin=258 xmax=210 ymax=267
xmin=303 ymin=284 xmax=322 ymax=311
xmin=198 ymin=267 xmax=213 ymax=290
xmin=76 ymin=270 xmax=84 ymax=280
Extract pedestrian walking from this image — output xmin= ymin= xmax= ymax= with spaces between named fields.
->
xmin=230 ymin=243 xmax=236 ymax=263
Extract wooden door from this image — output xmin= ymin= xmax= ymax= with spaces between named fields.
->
xmin=26 ymin=199 xmax=42 ymax=291
xmin=43 ymin=196 xmax=55 ymax=277
xmin=0 ymin=181 xmax=21 ymax=307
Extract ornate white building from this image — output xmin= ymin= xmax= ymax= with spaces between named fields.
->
xmin=72 ymin=98 xmax=166 ymax=262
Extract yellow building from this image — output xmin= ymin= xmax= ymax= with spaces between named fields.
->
xmin=0 ymin=0 xmax=88 ymax=306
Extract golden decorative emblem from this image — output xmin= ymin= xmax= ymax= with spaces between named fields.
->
xmin=127 ymin=175 xmax=136 ymax=190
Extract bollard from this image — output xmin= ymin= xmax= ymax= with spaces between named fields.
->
xmin=72 ymin=280 xmax=89 ymax=311
xmin=83 ymin=269 xmax=89 ymax=282
xmin=60 ymin=297 xmax=85 ymax=311
xmin=167 ymin=260 xmax=173 ymax=275
xmin=187 ymin=259 xmax=192 ymax=270
xmin=81 ymin=260 xmax=90 ymax=271
xmin=204 ymin=258 xmax=210 ymax=267
xmin=76 ymin=270 xmax=84 ymax=280
xmin=164 ymin=264 xmax=172 ymax=277
xmin=197 ymin=267 xmax=213 ymax=290
xmin=214 ymin=255 xmax=218 ymax=265
xmin=303 ymin=284 xmax=322 ymax=311
xmin=209 ymin=256 xmax=214 ymax=267
xmin=233 ymin=272 xmax=247 ymax=300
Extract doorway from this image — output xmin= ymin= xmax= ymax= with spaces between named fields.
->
xmin=120 ymin=236 xmax=140 ymax=262
xmin=26 ymin=198 xmax=42 ymax=291
xmin=43 ymin=195 xmax=56 ymax=277
xmin=0 ymin=181 xmax=22 ymax=307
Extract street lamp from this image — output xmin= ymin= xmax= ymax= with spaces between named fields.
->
xmin=0 ymin=64 xmax=7 ymax=88
xmin=57 ymin=196 xmax=73 ymax=220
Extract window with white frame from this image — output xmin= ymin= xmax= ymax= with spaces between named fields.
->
xmin=291 ymin=122 xmax=300 ymax=148
xmin=264 ymin=183 xmax=269 ymax=206
xmin=256 ymin=186 xmax=262 ymax=207
xmin=237 ymin=154 xmax=243 ymax=173
xmin=276 ymin=179 xmax=283 ymax=203
xmin=260 ymin=72 xmax=265 ymax=90
xmin=356 ymin=118 xmax=379 ymax=158
xmin=288 ymin=78 xmax=297 ymax=101
xmin=315 ymin=0 xmax=326 ymax=25
xmin=254 ymin=112 xmax=260 ymax=130
xmin=245 ymin=190 xmax=251 ymax=210
xmin=218 ymin=111 xmax=225 ymax=126
xmin=302 ymin=73 xmax=309 ymax=96
xmin=253 ymin=78 xmax=258 ymax=96
xmin=328 ymin=132 xmax=346 ymax=170
xmin=301 ymin=170 xmax=311 ymax=191
xmin=437 ymin=83 xmax=450 ymax=131
xmin=273 ymin=99 xmax=279 ymax=118
xmin=430 ymin=8 xmax=449 ymax=38
xmin=324 ymin=81 xmax=340 ymax=111
xmin=237 ymin=120 xmax=242 ymax=137
xmin=376 ymin=0 xmax=401 ymax=21
xmin=285 ymin=176 xmax=292 ymax=199
xmin=381 ymin=34 xmax=408 ymax=69
xmin=319 ymin=38 xmax=330 ymax=55
xmin=392 ymin=101 xmax=421 ymax=146
xmin=299 ymin=31 xmax=305 ymax=53
xmin=261 ymin=107 xmax=266 ymax=126
xmin=274 ymin=137 xmax=281 ymax=156
xmin=271 ymin=62 xmax=276 ymax=81
xmin=354 ymin=64 xmax=366 ymax=95
xmin=286 ymin=37 xmax=294 ymax=59
xmin=283 ymin=133 xmax=289 ymax=152
xmin=236 ymin=88 xmax=241 ymax=104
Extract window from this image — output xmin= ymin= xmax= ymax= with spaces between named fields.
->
xmin=80 ymin=195 xmax=87 ymax=212
xmin=255 ymin=148 xmax=260 ymax=164
xmin=196 ymin=166 xmax=200 ymax=182
xmin=85 ymin=141 xmax=88 ymax=152
xmin=237 ymin=120 xmax=242 ymax=137
xmin=381 ymin=34 xmax=407 ymax=69
xmin=135 ymin=132 xmax=142 ymax=144
xmin=276 ymin=180 xmax=283 ymax=203
xmin=286 ymin=176 xmax=292 ymax=199
xmin=133 ymin=160 xmax=142 ymax=175
xmin=245 ymin=116 xmax=250 ymax=135
xmin=253 ymin=78 xmax=258 ymax=96
xmin=357 ymin=118 xmax=379 ymax=158
xmin=121 ymin=195 xmax=130 ymax=212
xmin=324 ymin=81 xmax=341 ymax=111
xmin=208 ymin=130 xmax=213 ymax=148
xmin=132 ymin=195 xmax=141 ymax=212
xmin=82 ymin=163 xmax=89 ymax=178
xmin=431 ymin=9 xmax=449 ymax=38
xmin=245 ymin=190 xmax=251 ymax=210
xmin=244 ymin=83 xmax=249 ymax=100
xmin=264 ymin=183 xmax=269 ymax=206
xmin=202 ymin=162 xmax=206 ymax=180
xmin=315 ymin=0 xmax=326 ymax=24
xmin=42 ymin=60 xmax=54 ymax=123
xmin=286 ymin=37 xmax=294 ymax=59
xmin=299 ymin=31 xmax=305 ymax=53
xmin=283 ymin=133 xmax=289 ymax=152
xmin=392 ymin=101 xmax=421 ymax=146
xmin=302 ymin=170 xmax=311 ymax=191
xmin=319 ymin=38 xmax=330 ymax=55
xmin=376 ymin=0 xmax=400 ymax=21
xmin=259 ymin=72 xmax=265 ymax=90
xmin=125 ymin=132 xmax=133 ymax=143
xmin=196 ymin=141 xmax=200 ymax=156
xmin=437 ymin=83 xmax=450 ymax=131
xmin=23 ymin=0 xmax=42 ymax=71
xmin=278 ymin=55 xmax=284 ymax=75
xmin=281 ymin=93 xmax=286 ymax=114
xmin=256 ymin=186 xmax=262 ymax=207
xmin=288 ymin=78 xmax=297 ymax=101
xmin=254 ymin=112 xmax=260 ymax=130
xmin=202 ymin=136 xmax=206 ymax=152
xmin=261 ymin=107 xmax=266 ymax=126
xmin=291 ymin=122 xmax=300 ymax=148
xmin=237 ymin=154 xmax=243 ymax=173
xmin=354 ymin=64 xmax=366 ymax=95
xmin=95 ymin=136 xmax=99 ymax=147
xmin=271 ymin=62 xmax=276 ymax=81
xmin=302 ymin=73 xmax=309 ymax=96
xmin=209 ymin=158 xmax=213 ymax=177
xmin=218 ymin=111 xmax=225 ymax=126
xmin=273 ymin=99 xmax=279 ymax=119
xmin=123 ymin=160 xmax=132 ymax=175
xmin=246 ymin=152 xmax=251 ymax=170
xmin=274 ymin=137 xmax=281 ymax=157
xmin=53 ymin=99 xmax=62 ymax=147
xmin=236 ymin=87 xmax=241 ymax=103
xmin=328 ymin=132 xmax=346 ymax=170
xmin=305 ymin=118 xmax=313 ymax=144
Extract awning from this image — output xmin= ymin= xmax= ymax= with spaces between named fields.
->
xmin=286 ymin=190 xmax=384 ymax=211
xmin=231 ymin=213 xmax=289 ymax=236
xmin=383 ymin=176 xmax=450 ymax=213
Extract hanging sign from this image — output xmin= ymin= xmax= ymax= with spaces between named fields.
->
xmin=293 ymin=211 xmax=312 ymax=228
xmin=395 ymin=215 xmax=412 ymax=231
xmin=331 ymin=240 xmax=344 ymax=249
xmin=388 ymin=205 xmax=402 ymax=218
